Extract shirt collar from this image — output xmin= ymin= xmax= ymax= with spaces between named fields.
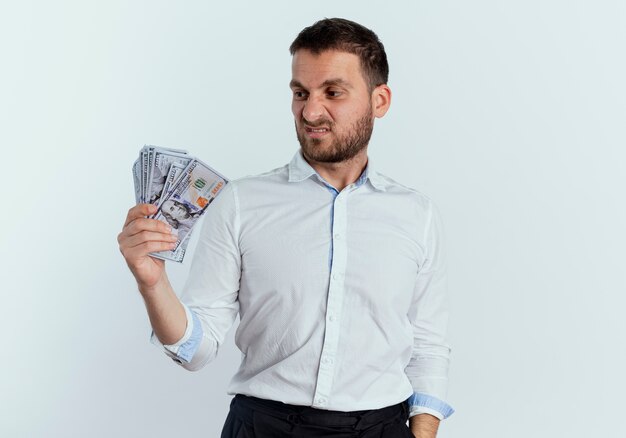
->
xmin=287 ymin=149 xmax=318 ymax=182
xmin=287 ymin=149 xmax=387 ymax=191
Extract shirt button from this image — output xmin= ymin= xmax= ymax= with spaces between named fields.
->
xmin=334 ymin=233 xmax=341 ymax=239
xmin=332 ymin=273 xmax=339 ymax=280
xmin=328 ymin=315 xmax=336 ymax=322
xmin=317 ymin=398 xmax=326 ymax=404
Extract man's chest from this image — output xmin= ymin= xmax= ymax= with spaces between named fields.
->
xmin=237 ymin=189 xmax=427 ymax=315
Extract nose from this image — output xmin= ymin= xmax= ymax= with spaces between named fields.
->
xmin=301 ymin=95 xmax=325 ymax=123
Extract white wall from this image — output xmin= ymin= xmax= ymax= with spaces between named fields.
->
xmin=1 ymin=1 xmax=624 ymax=437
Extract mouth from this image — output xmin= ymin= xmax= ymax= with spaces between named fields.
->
xmin=304 ymin=125 xmax=331 ymax=138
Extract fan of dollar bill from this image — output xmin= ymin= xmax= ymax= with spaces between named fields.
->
xmin=132 ymin=145 xmax=228 ymax=263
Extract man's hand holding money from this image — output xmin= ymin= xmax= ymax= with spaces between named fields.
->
xmin=117 ymin=202 xmax=187 ymax=345
xmin=117 ymin=145 xmax=228 ymax=345
xmin=117 ymin=203 xmax=178 ymax=293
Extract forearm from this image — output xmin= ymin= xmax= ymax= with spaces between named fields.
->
xmin=409 ymin=414 xmax=440 ymax=438
xmin=139 ymin=271 xmax=186 ymax=345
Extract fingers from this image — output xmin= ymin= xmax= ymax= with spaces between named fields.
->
xmin=124 ymin=217 xmax=172 ymax=237
xmin=122 ymin=240 xmax=178 ymax=261
xmin=124 ymin=203 xmax=158 ymax=227
xmin=119 ymin=204 xmax=176 ymax=260
xmin=119 ymin=205 xmax=172 ymax=285
xmin=124 ymin=230 xmax=178 ymax=249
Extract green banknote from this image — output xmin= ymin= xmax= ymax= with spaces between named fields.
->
xmin=131 ymin=145 xmax=227 ymax=263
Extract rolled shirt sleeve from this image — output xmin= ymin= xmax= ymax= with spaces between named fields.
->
xmin=150 ymin=303 xmax=203 ymax=363
xmin=149 ymin=182 xmax=241 ymax=372
xmin=404 ymin=200 xmax=455 ymax=419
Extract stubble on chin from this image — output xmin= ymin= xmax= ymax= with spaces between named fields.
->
xmin=295 ymin=112 xmax=374 ymax=164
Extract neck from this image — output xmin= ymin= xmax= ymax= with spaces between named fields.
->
xmin=301 ymin=148 xmax=368 ymax=192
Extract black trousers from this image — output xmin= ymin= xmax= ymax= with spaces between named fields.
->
xmin=220 ymin=394 xmax=414 ymax=438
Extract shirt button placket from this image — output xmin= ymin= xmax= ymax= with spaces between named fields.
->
xmin=313 ymin=192 xmax=349 ymax=409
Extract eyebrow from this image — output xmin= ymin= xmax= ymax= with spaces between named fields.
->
xmin=289 ymin=78 xmax=353 ymax=90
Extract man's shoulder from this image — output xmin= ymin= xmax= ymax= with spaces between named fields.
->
xmin=229 ymin=163 xmax=290 ymax=187
xmin=373 ymin=171 xmax=435 ymax=209
xmin=209 ymin=164 xmax=289 ymax=212
xmin=230 ymin=164 xmax=288 ymax=192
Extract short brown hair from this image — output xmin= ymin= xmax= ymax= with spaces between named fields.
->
xmin=289 ymin=18 xmax=389 ymax=91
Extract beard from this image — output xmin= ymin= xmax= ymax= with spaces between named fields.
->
xmin=295 ymin=108 xmax=374 ymax=163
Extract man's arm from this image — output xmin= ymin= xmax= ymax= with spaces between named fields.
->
xmin=141 ymin=272 xmax=187 ymax=345
xmin=130 ymin=182 xmax=241 ymax=370
xmin=404 ymin=200 xmax=455 ymax=434
xmin=410 ymin=414 xmax=440 ymax=438
xmin=118 ymin=203 xmax=188 ymax=345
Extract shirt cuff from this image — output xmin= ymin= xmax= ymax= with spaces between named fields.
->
xmin=407 ymin=392 xmax=455 ymax=420
xmin=149 ymin=303 xmax=204 ymax=363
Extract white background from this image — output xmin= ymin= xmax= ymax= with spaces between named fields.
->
xmin=1 ymin=1 xmax=624 ymax=437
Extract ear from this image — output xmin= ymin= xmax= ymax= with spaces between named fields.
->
xmin=372 ymin=84 xmax=392 ymax=118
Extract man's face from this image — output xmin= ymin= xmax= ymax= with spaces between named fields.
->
xmin=290 ymin=50 xmax=375 ymax=163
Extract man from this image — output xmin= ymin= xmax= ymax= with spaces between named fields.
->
xmin=118 ymin=18 xmax=454 ymax=438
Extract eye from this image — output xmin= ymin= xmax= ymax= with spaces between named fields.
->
xmin=293 ymin=90 xmax=308 ymax=100
xmin=326 ymin=89 xmax=343 ymax=98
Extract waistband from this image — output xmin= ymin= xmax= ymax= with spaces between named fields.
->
xmin=231 ymin=394 xmax=408 ymax=431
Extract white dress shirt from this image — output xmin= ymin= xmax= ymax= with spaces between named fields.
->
xmin=151 ymin=150 xmax=454 ymax=420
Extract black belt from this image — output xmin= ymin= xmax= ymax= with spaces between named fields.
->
xmin=231 ymin=394 xmax=408 ymax=431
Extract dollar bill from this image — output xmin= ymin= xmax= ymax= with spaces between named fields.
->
xmin=143 ymin=144 xmax=188 ymax=155
xmin=132 ymin=145 xmax=226 ymax=263
xmin=147 ymin=147 xmax=155 ymax=201
xmin=151 ymin=159 xmax=227 ymax=251
xmin=141 ymin=149 xmax=149 ymax=203
xmin=157 ymin=161 xmax=187 ymax=208
xmin=146 ymin=149 xmax=193 ymax=205
xmin=149 ymin=161 xmax=194 ymax=262
xmin=136 ymin=145 xmax=189 ymax=203
xmin=150 ymin=231 xmax=192 ymax=262
xmin=132 ymin=158 xmax=141 ymax=204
